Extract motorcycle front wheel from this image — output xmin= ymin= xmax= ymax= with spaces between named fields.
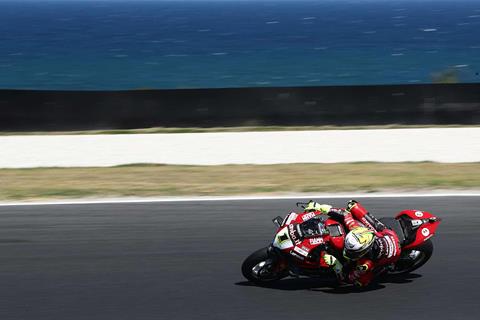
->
xmin=241 ymin=247 xmax=289 ymax=284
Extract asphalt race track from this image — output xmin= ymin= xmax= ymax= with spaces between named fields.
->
xmin=1 ymin=196 xmax=479 ymax=319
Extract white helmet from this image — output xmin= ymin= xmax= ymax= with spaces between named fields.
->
xmin=343 ymin=227 xmax=375 ymax=260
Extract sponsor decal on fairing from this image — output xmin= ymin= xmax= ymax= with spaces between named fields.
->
xmin=293 ymin=246 xmax=309 ymax=257
xmin=421 ymin=227 xmax=430 ymax=237
xmin=411 ymin=219 xmax=423 ymax=226
xmin=309 ymin=237 xmax=324 ymax=245
xmin=415 ymin=211 xmax=424 ymax=217
xmin=288 ymin=223 xmax=302 ymax=245
xmin=302 ymin=212 xmax=316 ymax=221
xmin=289 ymin=251 xmax=305 ymax=260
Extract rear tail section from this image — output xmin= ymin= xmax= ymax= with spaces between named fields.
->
xmin=395 ymin=210 xmax=441 ymax=250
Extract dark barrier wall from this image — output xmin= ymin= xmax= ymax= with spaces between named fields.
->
xmin=0 ymin=83 xmax=479 ymax=131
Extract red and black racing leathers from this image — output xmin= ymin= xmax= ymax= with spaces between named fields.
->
xmin=330 ymin=201 xmax=402 ymax=287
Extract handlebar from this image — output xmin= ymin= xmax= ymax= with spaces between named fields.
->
xmin=295 ymin=201 xmax=311 ymax=209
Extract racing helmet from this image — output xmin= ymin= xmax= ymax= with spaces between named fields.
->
xmin=343 ymin=227 xmax=375 ymax=260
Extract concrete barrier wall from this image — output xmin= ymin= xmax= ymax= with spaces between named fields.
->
xmin=1 ymin=83 xmax=480 ymax=131
xmin=1 ymin=128 xmax=479 ymax=168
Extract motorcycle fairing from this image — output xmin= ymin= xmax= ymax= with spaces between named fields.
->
xmin=282 ymin=212 xmax=298 ymax=226
xmin=272 ymin=210 xmax=346 ymax=269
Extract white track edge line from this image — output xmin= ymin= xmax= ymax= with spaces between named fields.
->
xmin=1 ymin=193 xmax=480 ymax=206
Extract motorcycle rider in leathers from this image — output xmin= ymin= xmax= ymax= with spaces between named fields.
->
xmin=302 ymin=200 xmax=401 ymax=287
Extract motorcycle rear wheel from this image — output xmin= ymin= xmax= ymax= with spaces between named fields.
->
xmin=390 ymin=239 xmax=434 ymax=275
xmin=241 ymin=247 xmax=288 ymax=284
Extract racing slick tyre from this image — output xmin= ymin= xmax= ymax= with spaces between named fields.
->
xmin=241 ymin=247 xmax=288 ymax=285
xmin=391 ymin=239 xmax=434 ymax=275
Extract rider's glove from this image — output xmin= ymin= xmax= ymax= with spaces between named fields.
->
xmin=323 ymin=254 xmax=343 ymax=273
xmin=323 ymin=253 xmax=345 ymax=282
xmin=304 ymin=201 xmax=332 ymax=214
xmin=322 ymin=253 xmax=337 ymax=266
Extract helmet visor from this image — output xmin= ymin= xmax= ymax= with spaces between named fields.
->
xmin=343 ymin=247 xmax=369 ymax=260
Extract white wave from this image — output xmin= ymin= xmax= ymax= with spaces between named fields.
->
xmin=211 ymin=52 xmax=228 ymax=56
xmin=266 ymin=21 xmax=279 ymax=24
xmin=302 ymin=17 xmax=316 ymax=20
xmin=454 ymin=64 xmax=469 ymax=68
xmin=392 ymin=16 xmax=406 ymax=19
xmin=421 ymin=28 xmax=437 ymax=32
xmin=457 ymin=22 xmax=471 ymax=26
xmin=391 ymin=53 xmax=404 ymax=56
xmin=394 ymin=24 xmax=406 ymax=27
xmin=468 ymin=15 xmax=480 ymax=18
xmin=8 ymin=52 xmax=23 ymax=56
xmin=408 ymin=79 xmax=421 ymax=83
xmin=113 ymin=54 xmax=128 ymax=58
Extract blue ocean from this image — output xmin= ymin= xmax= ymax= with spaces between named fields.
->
xmin=0 ymin=0 xmax=479 ymax=90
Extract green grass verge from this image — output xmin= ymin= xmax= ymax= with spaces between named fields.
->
xmin=1 ymin=124 xmax=479 ymax=136
xmin=1 ymin=162 xmax=479 ymax=201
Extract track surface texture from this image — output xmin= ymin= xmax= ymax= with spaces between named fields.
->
xmin=1 ymin=196 xmax=479 ymax=319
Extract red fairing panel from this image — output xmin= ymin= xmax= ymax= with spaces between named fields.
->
xmin=276 ymin=210 xmax=345 ymax=269
xmin=396 ymin=210 xmax=441 ymax=250
xmin=395 ymin=209 xmax=434 ymax=220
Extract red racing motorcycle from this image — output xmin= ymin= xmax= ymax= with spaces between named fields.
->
xmin=242 ymin=202 xmax=441 ymax=285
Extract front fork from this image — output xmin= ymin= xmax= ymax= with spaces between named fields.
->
xmin=266 ymin=245 xmax=289 ymax=273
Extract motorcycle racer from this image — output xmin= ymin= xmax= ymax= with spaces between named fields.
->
xmin=243 ymin=199 xmax=440 ymax=287
xmin=303 ymin=200 xmax=401 ymax=287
